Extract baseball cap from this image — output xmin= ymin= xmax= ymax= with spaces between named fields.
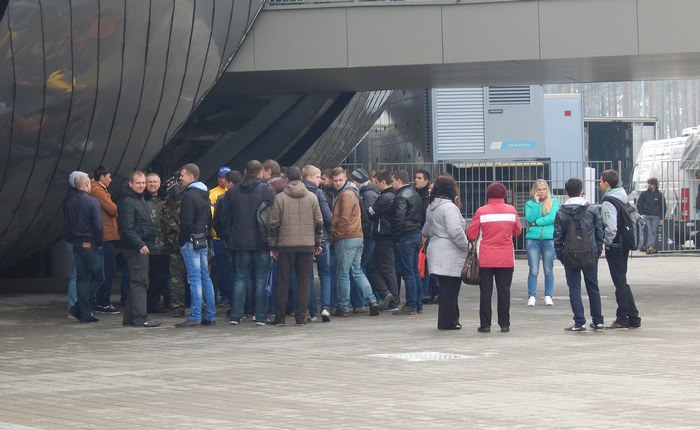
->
xmin=217 ymin=166 xmax=232 ymax=177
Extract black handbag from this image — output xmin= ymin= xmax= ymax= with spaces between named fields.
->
xmin=190 ymin=232 xmax=208 ymax=250
xmin=461 ymin=239 xmax=479 ymax=285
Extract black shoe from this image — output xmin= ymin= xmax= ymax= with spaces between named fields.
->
xmin=321 ymin=309 xmax=331 ymax=322
xmin=175 ymin=319 xmax=200 ymax=328
xmin=69 ymin=307 xmax=80 ymax=320
xmin=295 ymin=318 xmax=306 ymax=326
xmin=564 ymin=325 xmax=586 ymax=332
xmin=477 ymin=326 xmax=491 ymax=333
xmin=438 ymin=324 xmax=462 ymax=330
xmin=332 ymin=308 xmax=349 ymax=317
xmin=589 ymin=323 xmax=605 ymax=331
xmin=201 ymin=318 xmax=216 ymax=326
xmin=80 ymin=315 xmax=99 ymax=323
xmin=417 ymin=308 xmax=423 ymax=314
xmin=268 ymin=317 xmax=286 ymax=326
xmin=500 ymin=326 xmax=510 ymax=333
xmin=369 ymin=301 xmax=379 ymax=316
xmin=629 ymin=317 xmax=642 ymax=328
xmin=378 ymin=294 xmax=393 ymax=310
xmin=122 ymin=322 xmax=134 ymax=327
xmin=95 ymin=304 xmax=120 ymax=314
xmin=606 ymin=321 xmax=629 ymax=329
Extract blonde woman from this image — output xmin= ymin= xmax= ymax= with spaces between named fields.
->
xmin=524 ymin=179 xmax=560 ymax=306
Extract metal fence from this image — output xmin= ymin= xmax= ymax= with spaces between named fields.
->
xmin=369 ymin=161 xmax=619 ymax=252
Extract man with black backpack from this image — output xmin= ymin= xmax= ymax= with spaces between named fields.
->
xmin=223 ymin=160 xmax=276 ymax=326
xmin=554 ymin=178 xmax=605 ymax=332
xmin=600 ymin=169 xmax=642 ymax=329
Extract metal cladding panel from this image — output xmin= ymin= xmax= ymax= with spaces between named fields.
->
xmin=296 ymin=91 xmax=392 ymax=169
xmin=0 ymin=0 xmax=264 ymax=271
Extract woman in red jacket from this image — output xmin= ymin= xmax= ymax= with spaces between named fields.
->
xmin=467 ymin=182 xmax=523 ymax=333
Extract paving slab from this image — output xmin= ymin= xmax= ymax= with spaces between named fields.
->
xmin=1 ymin=255 xmax=699 ymax=429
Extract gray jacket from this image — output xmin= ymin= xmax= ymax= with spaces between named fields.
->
xmin=425 ymin=198 xmax=469 ymax=277
xmin=601 ymin=187 xmax=628 ymax=246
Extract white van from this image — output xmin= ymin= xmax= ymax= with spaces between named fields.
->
xmin=629 ymin=127 xmax=700 ymax=249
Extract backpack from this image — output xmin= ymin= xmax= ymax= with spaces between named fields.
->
xmin=562 ymin=207 xmax=596 ymax=269
xmin=358 ymin=187 xmax=377 ymax=238
xmin=603 ymin=196 xmax=646 ymax=251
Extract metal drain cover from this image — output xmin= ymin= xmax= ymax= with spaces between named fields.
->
xmin=369 ymin=351 xmax=474 ymax=362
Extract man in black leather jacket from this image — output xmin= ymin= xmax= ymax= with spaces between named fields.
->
xmin=390 ymin=170 xmax=424 ymax=315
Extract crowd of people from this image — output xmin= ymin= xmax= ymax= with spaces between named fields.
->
xmin=63 ymin=160 xmax=644 ymax=332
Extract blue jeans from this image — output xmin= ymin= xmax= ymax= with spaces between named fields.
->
xmin=396 ymin=231 xmax=422 ymax=309
xmin=564 ymin=261 xmax=603 ymax=327
xmin=65 ymin=242 xmax=77 ymax=311
xmin=334 ymin=237 xmax=376 ymax=312
xmin=311 ymin=240 xmax=332 ymax=310
xmin=180 ymin=242 xmax=217 ymax=322
xmin=526 ymin=239 xmax=555 ymax=297
xmin=644 ymin=215 xmax=660 ymax=248
xmin=232 ymin=250 xmax=269 ymax=323
xmin=72 ymin=244 xmax=104 ymax=321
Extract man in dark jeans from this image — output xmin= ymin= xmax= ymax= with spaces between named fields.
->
xmin=600 ymin=169 xmax=642 ymax=329
xmin=391 ymin=170 xmax=424 ymax=315
xmin=118 ymin=171 xmax=161 ymax=328
xmin=636 ymin=177 xmax=666 ymax=254
xmin=64 ymin=173 xmax=103 ymax=323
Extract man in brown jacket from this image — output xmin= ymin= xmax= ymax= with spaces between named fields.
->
xmin=329 ymin=167 xmax=380 ymax=317
xmin=268 ymin=166 xmax=323 ymax=326
xmin=90 ymin=165 xmax=120 ymax=314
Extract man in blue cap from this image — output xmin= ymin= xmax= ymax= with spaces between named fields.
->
xmin=210 ymin=166 xmax=232 ymax=306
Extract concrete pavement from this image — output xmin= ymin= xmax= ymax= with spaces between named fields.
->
xmin=1 ymin=255 xmax=699 ymax=429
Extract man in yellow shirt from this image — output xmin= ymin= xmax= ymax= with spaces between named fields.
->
xmin=209 ymin=166 xmax=231 ymax=305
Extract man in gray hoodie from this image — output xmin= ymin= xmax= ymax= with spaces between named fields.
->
xmin=600 ymin=169 xmax=641 ymax=329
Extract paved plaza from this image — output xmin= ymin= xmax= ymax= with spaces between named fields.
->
xmin=1 ymin=255 xmax=700 ymax=429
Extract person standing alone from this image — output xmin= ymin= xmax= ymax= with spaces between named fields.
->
xmin=636 ymin=177 xmax=666 ymax=254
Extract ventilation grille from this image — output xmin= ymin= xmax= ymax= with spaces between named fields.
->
xmin=433 ymin=88 xmax=485 ymax=158
xmin=424 ymin=89 xmax=432 ymax=160
xmin=488 ymin=86 xmax=531 ymax=105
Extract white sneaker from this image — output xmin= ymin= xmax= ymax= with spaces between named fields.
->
xmin=527 ymin=296 xmax=536 ymax=307
xmin=544 ymin=296 xmax=554 ymax=306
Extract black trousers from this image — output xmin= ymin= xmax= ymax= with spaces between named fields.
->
xmin=604 ymin=246 xmax=640 ymax=326
xmin=479 ymin=267 xmax=514 ymax=329
xmin=147 ymin=254 xmax=170 ymax=310
xmin=276 ymin=252 xmax=314 ymax=323
xmin=366 ymin=238 xmax=398 ymax=306
xmin=436 ymin=275 xmax=461 ymax=329
xmin=123 ymin=249 xmax=150 ymax=325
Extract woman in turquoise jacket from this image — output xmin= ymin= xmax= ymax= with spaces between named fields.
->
xmin=524 ymin=179 xmax=560 ymax=307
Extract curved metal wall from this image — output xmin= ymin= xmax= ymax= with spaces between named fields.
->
xmin=0 ymin=0 xmax=264 ymax=271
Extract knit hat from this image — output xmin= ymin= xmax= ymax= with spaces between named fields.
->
xmin=68 ymin=171 xmax=89 ymax=188
xmin=350 ymin=168 xmax=369 ymax=183
xmin=217 ymin=166 xmax=231 ymax=177
xmin=486 ymin=182 xmax=507 ymax=199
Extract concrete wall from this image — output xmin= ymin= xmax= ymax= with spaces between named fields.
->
xmin=227 ymin=0 xmax=700 ymax=93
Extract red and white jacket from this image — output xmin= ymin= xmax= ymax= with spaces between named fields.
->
xmin=467 ymin=198 xmax=522 ymax=268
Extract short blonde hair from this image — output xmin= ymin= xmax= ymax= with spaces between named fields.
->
xmin=302 ymin=165 xmax=320 ymax=179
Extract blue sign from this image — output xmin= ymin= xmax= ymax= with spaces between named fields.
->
xmin=492 ymin=140 xmax=539 ymax=150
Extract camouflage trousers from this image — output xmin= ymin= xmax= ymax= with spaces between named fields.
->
xmin=169 ymin=252 xmax=188 ymax=310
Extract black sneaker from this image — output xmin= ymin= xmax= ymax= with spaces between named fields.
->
xmin=332 ymin=308 xmax=350 ymax=317
xmin=369 ymin=301 xmax=379 ymax=316
xmin=378 ymin=294 xmax=393 ymax=310
xmin=477 ymin=326 xmax=491 ymax=333
xmin=589 ymin=323 xmax=605 ymax=331
xmin=268 ymin=317 xmax=286 ymax=326
xmin=564 ymin=325 xmax=586 ymax=332
xmin=606 ymin=321 xmax=629 ymax=329
xmin=95 ymin=304 xmax=120 ymax=315
xmin=174 ymin=319 xmax=200 ymax=328
xmin=201 ymin=319 xmax=216 ymax=326
xmin=321 ymin=309 xmax=331 ymax=322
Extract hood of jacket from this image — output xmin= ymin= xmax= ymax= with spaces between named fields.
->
xmin=283 ymin=180 xmax=308 ymax=198
xmin=240 ymin=176 xmax=265 ymax=193
xmin=339 ymin=180 xmax=360 ymax=197
xmin=559 ymin=196 xmax=589 ymax=217
xmin=187 ymin=181 xmax=208 ymax=192
xmin=428 ymin=197 xmax=454 ymax=211
xmin=605 ymin=187 xmax=628 ymax=203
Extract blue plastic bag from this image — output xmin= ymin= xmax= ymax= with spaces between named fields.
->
xmin=264 ymin=258 xmax=277 ymax=297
